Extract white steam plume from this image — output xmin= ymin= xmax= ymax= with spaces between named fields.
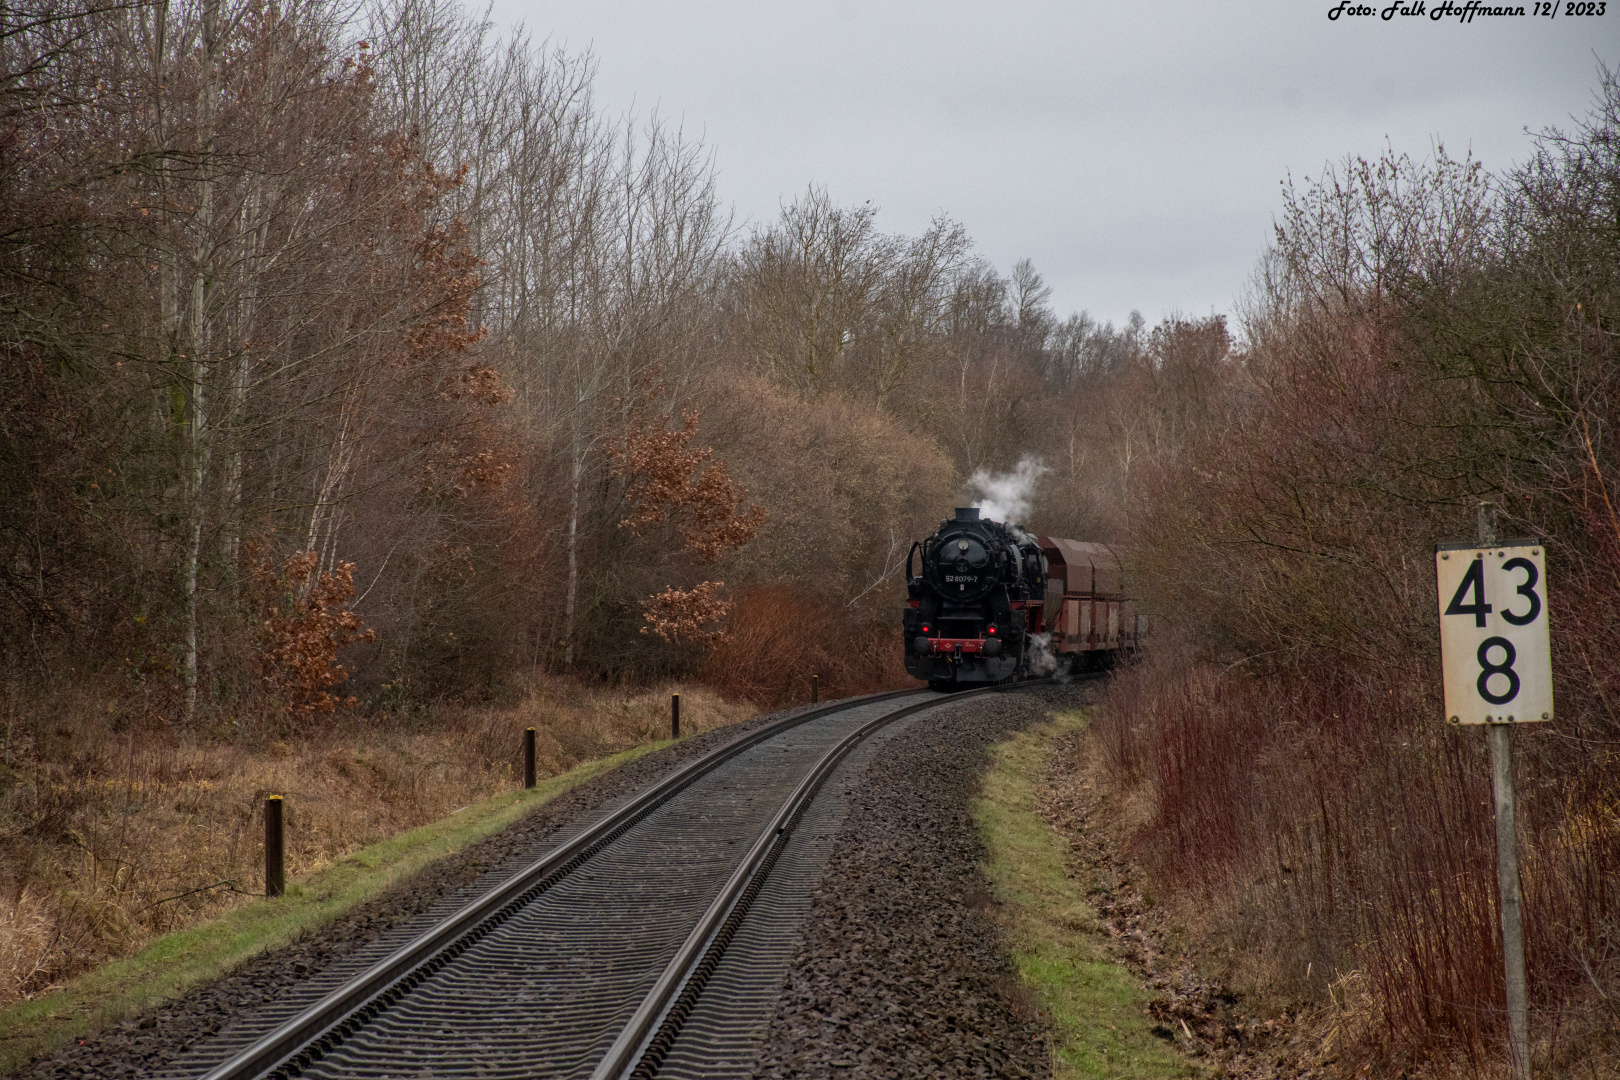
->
xmin=1025 ymin=632 xmax=1061 ymax=678
xmin=966 ymin=455 xmax=1048 ymax=525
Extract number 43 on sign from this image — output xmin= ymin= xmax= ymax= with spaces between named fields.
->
xmin=1435 ymin=541 xmax=1553 ymax=725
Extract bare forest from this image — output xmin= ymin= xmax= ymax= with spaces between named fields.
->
xmin=1 ymin=0 xmax=1158 ymax=1012
xmin=2 ymin=1 xmax=1617 ymax=1075
xmin=0 ymin=0 xmax=1160 ymax=714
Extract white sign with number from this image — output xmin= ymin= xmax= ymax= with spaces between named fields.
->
xmin=1435 ymin=541 xmax=1552 ymax=725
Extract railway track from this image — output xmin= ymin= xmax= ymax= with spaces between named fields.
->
xmin=158 ymin=683 xmax=1039 ymax=1080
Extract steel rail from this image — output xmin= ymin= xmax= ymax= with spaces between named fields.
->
xmin=198 ymin=687 xmax=927 ymax=1080
xmin=590 ymin=679 xmax=1059 ymax=1080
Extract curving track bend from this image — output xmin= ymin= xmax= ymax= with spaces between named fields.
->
xmin=154 ymin=686 xmax=1027 ymax=1080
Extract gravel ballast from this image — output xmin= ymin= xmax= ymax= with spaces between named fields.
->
xmin=11 ymin=685 xmax=1097 ymax=1079
xmin=750 ymin=683 xmax=1100 ymax=1080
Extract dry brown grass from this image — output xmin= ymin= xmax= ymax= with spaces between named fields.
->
xmin=0 ymin=671 xmax=753 ymax=1005
xmin=1087 ymin=649 xmax=1620 ymax=1080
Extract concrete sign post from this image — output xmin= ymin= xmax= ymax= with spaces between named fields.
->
xmin=1436 ymin=514 xmax=1550 ymax=1080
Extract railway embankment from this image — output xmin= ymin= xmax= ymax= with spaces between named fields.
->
xmin=1007 ymin=711 xmax=1331 ymax=1080
xmin=976 ymin=709 xmax=1193 ymax=1078
xmin=748 ymin=682 xmax=1319 ymax=1080
xmin=9 ymin=680 xmax=1327 ymax=1080
xmin=0 ymin=704 xmax=800 ymax=1078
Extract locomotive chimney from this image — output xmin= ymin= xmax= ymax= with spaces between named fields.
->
xmin=954 ymin=507 xmax=980 ymax=522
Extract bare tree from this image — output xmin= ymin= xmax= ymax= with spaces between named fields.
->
xmin=730 ymin=187 xmax=968 ymax=409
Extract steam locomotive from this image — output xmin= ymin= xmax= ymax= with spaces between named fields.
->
xmin=902 ymin=507 xmax=1139 ymax=687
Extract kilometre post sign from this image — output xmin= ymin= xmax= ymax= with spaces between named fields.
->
xmin=1435 ymin=541 xmax=1552 ymax=725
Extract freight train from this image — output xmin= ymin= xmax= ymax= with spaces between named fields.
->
xmin=902 ymin=507 xmax=1139 ymax=687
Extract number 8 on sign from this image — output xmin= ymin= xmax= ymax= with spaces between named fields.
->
xmin=1435 ymin=542 xmax=1553 ymax=725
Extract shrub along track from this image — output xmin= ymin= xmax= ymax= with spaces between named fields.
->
xmin=14 ymin=684 xmax=1101 ymax=1080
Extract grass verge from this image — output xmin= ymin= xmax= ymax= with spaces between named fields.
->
xmin=975 ymin=709 xmax=1199 ymax=1080
xmin=0 ymin=739 xmax=669 ymax=1075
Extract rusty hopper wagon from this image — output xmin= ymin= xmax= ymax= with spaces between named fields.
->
xmin=1037 ymin=536 xmax=1141 ymax=672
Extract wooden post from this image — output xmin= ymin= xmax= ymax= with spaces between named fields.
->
xmin=524 ymin=727 xmax=537 ymax=789
xmin=1479 ymin=501 xmax=1531 ymax=1080
xmin=811 ymin=674 xmax=819 ymax=704
xmin=264 ymin=796 xmax=285 ymax=898
xmin=671 ymin=692 xmax=680 ymax=738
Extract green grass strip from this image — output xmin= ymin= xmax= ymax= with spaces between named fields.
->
xmin=975 ymin=710 xmax=1200 ymax=1080
xmin=0 ymin=739 xmax=672 ymax=1074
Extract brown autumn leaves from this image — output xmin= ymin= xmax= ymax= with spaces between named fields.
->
xmin=608 ymin=408 xmax=766 ymax=645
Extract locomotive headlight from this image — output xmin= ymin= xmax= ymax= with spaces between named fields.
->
xmin=987 ymin=626 xmax=997 ymax=634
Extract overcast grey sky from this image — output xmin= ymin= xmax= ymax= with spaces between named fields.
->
xmin=482 ymin=0 xmax=1614 ymax=329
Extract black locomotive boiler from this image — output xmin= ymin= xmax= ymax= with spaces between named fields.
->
xmin=903 ymin=507 xmax=1140 ymax=687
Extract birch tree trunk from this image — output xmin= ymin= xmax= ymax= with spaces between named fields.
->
xmin=180 ymin=0 xmax=221 ymax=725
xmin=562 ymin=436 xmax=583 ymax=668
